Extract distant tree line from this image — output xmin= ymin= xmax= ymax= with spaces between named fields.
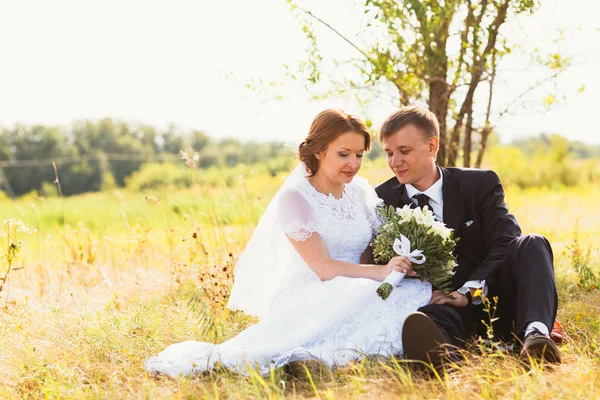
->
xmin=0 ymin=119 xmax=597 ymax=198
xmin=0 ymin=119 xmax=294 ymax=197
xmin=510 ymin=133 xmax=600 ymax=159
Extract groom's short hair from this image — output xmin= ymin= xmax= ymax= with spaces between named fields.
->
xmin=379 ymin=106 xmax=439 ymax=142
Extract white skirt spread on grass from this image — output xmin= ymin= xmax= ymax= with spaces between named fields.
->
xmin=144 ymin=277 xmax=431 ymax=377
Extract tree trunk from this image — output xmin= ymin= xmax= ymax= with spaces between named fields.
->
xmin=475 ymin=126 xmax=492 ymax=168
xmin=428 ymin=80 xmax=450 ymax=166
xmin=447 ymin=114 xmax=463 ymax=167
xmin=463 ymin=108 xmax=474 ymax=167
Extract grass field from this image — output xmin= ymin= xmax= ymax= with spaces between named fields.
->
xmin=1 ymin=162 xmax=599 ymax=399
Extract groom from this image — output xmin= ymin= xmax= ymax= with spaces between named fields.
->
xmin=375 ymin=106 xmax=560 ymax=365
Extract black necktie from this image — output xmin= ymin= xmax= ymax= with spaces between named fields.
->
xmin=414 ymin=193 xmax=431 ymax=210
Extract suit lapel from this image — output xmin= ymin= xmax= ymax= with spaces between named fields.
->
xmin=441 ymin=167 xmax=462 ymax=233
xmin=398 ymin=187 xmax=414 ymax=208
xmin=389 ymin=180 xmax=414 ymax=209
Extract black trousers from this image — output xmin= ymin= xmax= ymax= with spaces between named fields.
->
xmin=417 ymin=234 xmax=558 ymax=346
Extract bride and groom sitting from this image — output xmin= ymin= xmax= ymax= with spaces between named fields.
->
xmin=145 ymin=106 xmax=560 ymax=377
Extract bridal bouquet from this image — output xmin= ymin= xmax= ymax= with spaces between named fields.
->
xmin=371 ymin=205 xmax=458 ymax=300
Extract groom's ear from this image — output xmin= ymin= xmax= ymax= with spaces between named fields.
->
xmin=428 ymin=136 xmax=439 ymax=157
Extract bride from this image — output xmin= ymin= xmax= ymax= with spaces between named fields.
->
xmin=144 ymin=109 xmax=432 ymax=377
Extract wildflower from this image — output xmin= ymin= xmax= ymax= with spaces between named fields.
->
xmin=2 ymin=218 xmax=36 ymax=236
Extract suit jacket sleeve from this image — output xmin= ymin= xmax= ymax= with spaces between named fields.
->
xmin=469 ymin=170 xmax=521 ymax=282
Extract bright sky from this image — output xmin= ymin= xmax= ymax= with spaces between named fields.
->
xmin=0 ymin=0 xmax=599 ymax=145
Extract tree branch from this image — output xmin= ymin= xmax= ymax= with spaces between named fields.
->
xmin=452 ymin=0 xmax=475 ymax=88
xmin=293 ymin=5 xmax=373 ymax=62
xmin=492 ymin=67 xmax=573 ymax=129
xmin=475 ymin=48 xmax=497 ymax=168
xmin=447 ymin=0 xmax=510 ymax=165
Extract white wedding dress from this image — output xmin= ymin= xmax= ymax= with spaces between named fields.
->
xmin=144 ymin=165 xmax=432 ymax=377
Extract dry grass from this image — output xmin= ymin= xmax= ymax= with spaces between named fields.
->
xmin=1 ymin=164 xmax=599 ymax=399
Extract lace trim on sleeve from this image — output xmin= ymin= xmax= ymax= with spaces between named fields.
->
xmin=278 ymin=187 xmax=319 ymax=241
xmin=285 ymin=221 xmax=318 ymax=241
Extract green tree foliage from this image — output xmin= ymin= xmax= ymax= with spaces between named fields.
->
xmin=0 ymin=121 xmax=295 ymax=197
xmin=512 ymin=134 xmax=600 ymax=159
xmin=125 ymin=163 xmax=194 ymax=192
xmin=287 ymin=0 xmax=571 ymax=167
xmin=483 ymin=136 xmax=600 ymax=188
xmin=3 ymin=124 xmax=75 ymax=195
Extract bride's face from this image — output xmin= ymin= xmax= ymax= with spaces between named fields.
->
xmin=316 ymin=131 xmax=366 ymax=184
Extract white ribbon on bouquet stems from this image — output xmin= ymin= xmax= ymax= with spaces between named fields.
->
xmin=382 ymin=234 xmax=426 ymax=287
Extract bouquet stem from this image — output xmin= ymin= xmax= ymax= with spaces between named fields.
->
xmin=376 ymin=283 xmax=393 ymax=299
xmin=376 ymin=271 xmax=406 ymax=300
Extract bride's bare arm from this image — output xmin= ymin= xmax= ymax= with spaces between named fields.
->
xmin=287 ymin=234 xmax=411 ymax=281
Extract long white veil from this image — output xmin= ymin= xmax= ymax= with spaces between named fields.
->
xmin=227 ymin=162 xmax=311 ymax=319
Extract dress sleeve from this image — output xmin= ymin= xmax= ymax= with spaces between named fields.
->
xmin=277 ymin=188 xmax=318 ymax=241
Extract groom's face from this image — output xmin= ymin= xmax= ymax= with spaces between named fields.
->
xmin=382 ymin=124 xmax=438 ymax=190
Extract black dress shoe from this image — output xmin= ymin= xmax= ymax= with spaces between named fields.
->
xmin=520 ymin=330 xmax=561 ymax=364
xmin=402 ymin=312 xmax=447 ymax=369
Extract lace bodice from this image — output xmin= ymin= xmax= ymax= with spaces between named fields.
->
xmin=227 ymin=166 xmax=385 ymax=320
xmin=279 ymin=177 xmax=380 ymax=264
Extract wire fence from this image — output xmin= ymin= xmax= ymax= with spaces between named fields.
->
xmin=0 ymin=153 xmax=182 ymax=168
xmin=0 ymin=153 xmax=185 ymax=199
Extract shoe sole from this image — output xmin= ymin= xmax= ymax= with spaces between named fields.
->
xmin=520 ymin=337 xmax=561 ymax=364
xmin=402 ymin=312 xmax=446 ymax=368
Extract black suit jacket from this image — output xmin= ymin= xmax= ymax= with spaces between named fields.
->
xmin=375 ymin=167 xmax=522 ymax=289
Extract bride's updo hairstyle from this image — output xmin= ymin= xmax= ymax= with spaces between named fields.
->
xmin=298 ymin=109 xmax=371 ymax=177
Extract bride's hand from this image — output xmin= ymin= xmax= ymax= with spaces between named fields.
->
xmin=386 ymin=256 xmax=417 ymax=277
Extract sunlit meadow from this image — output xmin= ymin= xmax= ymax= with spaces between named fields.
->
xmin=1 ymin=158 xmax=599 ymax=399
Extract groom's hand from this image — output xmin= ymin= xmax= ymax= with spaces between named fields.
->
xmin=429 ymin=290 xmax=468 ymax=307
